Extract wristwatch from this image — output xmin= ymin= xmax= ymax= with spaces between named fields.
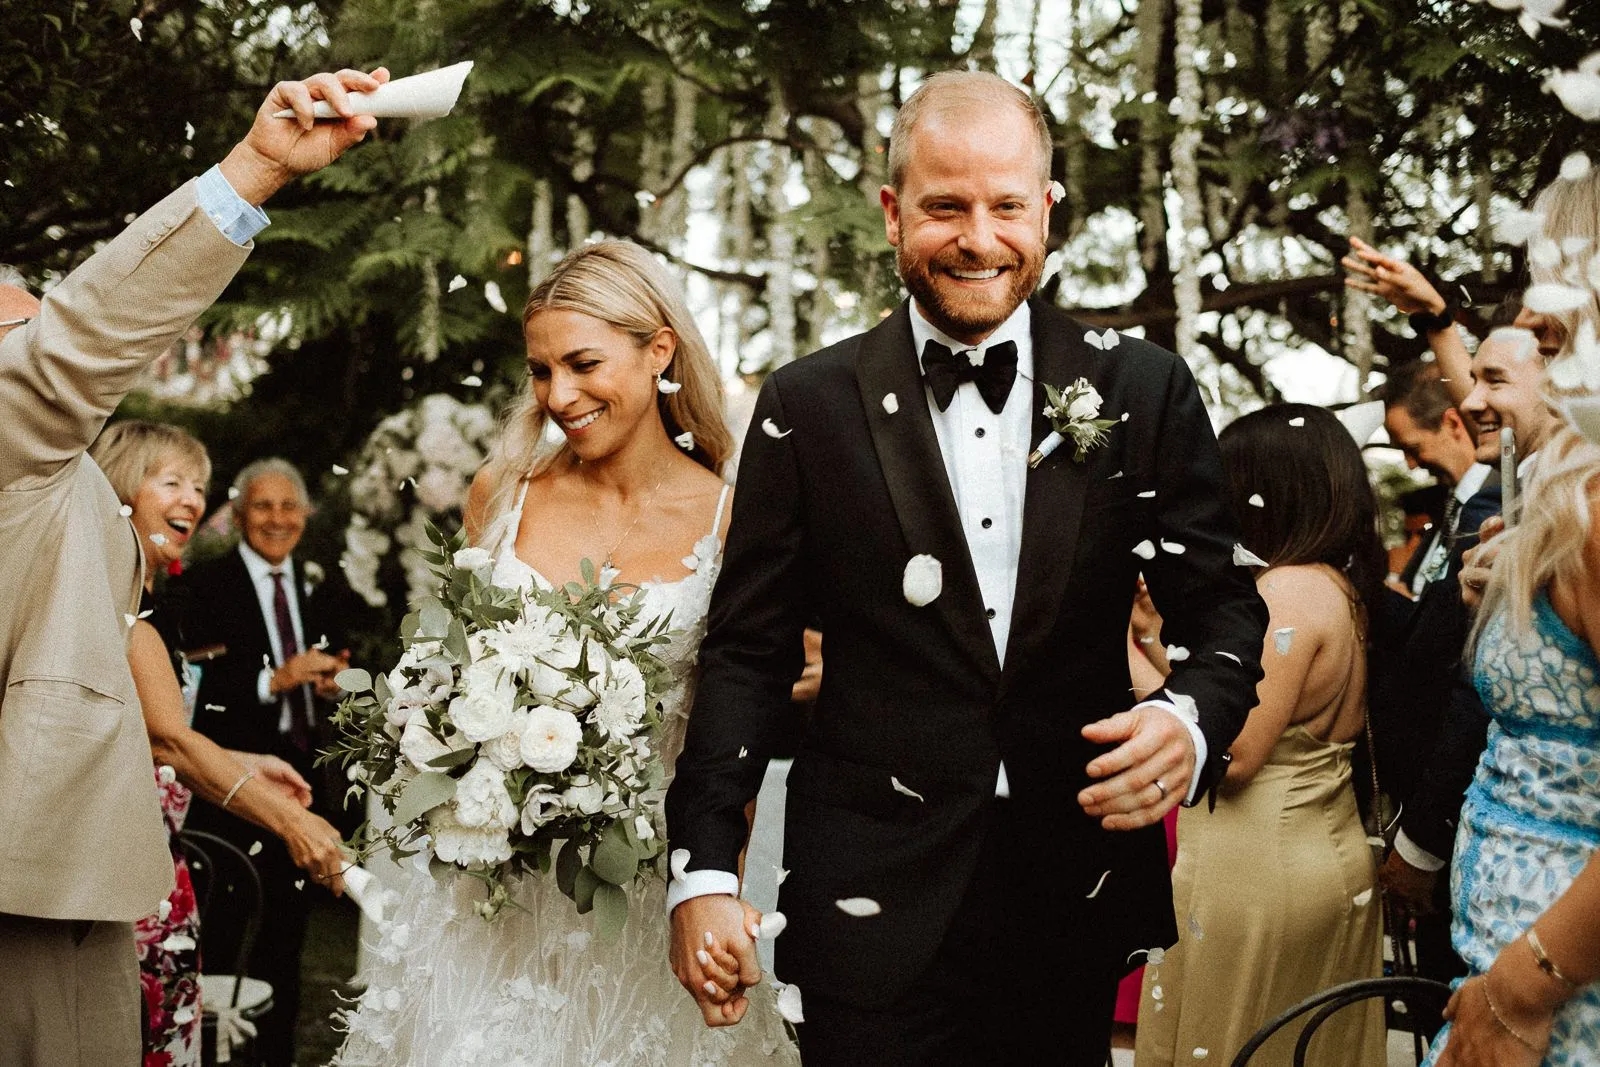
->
xmin=1408 ymin=304 xmax=1455 ymax=335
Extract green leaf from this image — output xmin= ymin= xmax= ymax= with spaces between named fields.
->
xmin=419 ymin=600 xmax=451 ymax=639
xmin=555 ymin=838 xmax=581 ymax=899
xmin=391 ymin=771 xmax=457 ymax=826
xmin=591 ymin=821 xmax=639 ymax=886
xmin=574 ymin=864 xmax=602 ymax=914
xmin=373 ymin=671 xmax=394 ymax=706
xmin=580 ymin=557 xmax=595 ymax=585
xmin=592 ymin=882 xmax=628 ymax=942
xmin=425 ymin=746 xmax=477 ymax=770
xmin=444 ymin=617 xmax=471 ymax=663
xmin=335 ymin=667 xmax=373 ymax=693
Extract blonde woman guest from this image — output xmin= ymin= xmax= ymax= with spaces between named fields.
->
xmin=333 ymin=241 xmax=798 ymax=1067
xmin=1137 ymin=405 xmax=1388 ymax=1067
xmin=89 ymin=421 xmax=348 ymax=1067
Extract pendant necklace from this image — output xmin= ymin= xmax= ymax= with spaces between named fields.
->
xmin=592 ymin=469 xmax=668 ymax=576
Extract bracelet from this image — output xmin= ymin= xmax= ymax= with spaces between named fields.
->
xmin=221 ymin=770 xmax=256 ymax=810
xmin=1481 ymin=973 xmax=1540 ymax=1053
xmin=1528 ymin=929 xmax=1579 ymax=990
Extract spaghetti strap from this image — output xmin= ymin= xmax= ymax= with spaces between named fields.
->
xmin=710 ymin=483 xmax=732 ymax=539
xmin=513 ymin=477 xmax=531 ymax=514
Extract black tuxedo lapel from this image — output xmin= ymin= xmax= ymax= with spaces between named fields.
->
xmin=1003 ymin=302 xmax=1100 ymax=689
xmin=854 ymin=304 xmax=1001 ymax=682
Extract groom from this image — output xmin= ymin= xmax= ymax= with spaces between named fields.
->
xmin=665 ymin=71 xmax=1269 ymax=1065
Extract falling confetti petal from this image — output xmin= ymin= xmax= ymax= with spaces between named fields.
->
xmin=1108 ymin=470 xmax=1124 ymax=480
xmin=890 ymin=776 xmax=925 ymax=802
xmin=758 ymin=912 xmax=787 ymax=939
xmin=1562 ymin=152 xmax=1593 ymax=182
xmin=1165 ymin=645 xmax=1190 ymax=662
xmin=902 ymin=554 xmax=942 ymax=607
xmin=966 ymin=347 xmax=986 ymax=367
xmin=1193 ymin=1049 xmax=1209 ymax=1060
xmin=119 ymin=504 xmax=134 ymax=517
xmin=1288 ymin=416 xmax=1305 ymax=427
xmin=460 ymin=375 xmax=483 ymax=387
xmin=1247 ymin=494 xmax=1265 ymax=508
xmin=149 ymin=533 xmax=168 ymax=546
xmin=1147 ymin=946 xmax=1166 ymax=966
xmin=761 ymin=418 xmax=792 ymax=439
xmin=1216 ymin=651 xmax=1242 ymax=665
xmin=1526 ymin=282 xmax=1592 ymax=314
xmin=776 ymin=983 xmax=805 ymax=1024
xmin=1137 ymin=490 xmax=1156 ymax=499
xmin=124 ymin=614 xmax=137 ymax=627
xmin=1151 ymin=985 xmax=1164 ymax=1001
xmin=1085 ymin=328 xmax=1120 ymax=350
xmin=1352 ymin=888 xmax=1373 ymax=906
xmin=670 ymin=849 xmax=691 ymax=881
xmin=248 ymin=841 xmax=263 ymax=856
xmin=674 ymin=431 xmax=695 ymax=450
xmin=130 ymin=17 xmax=143 ymax=39
xmin=184 ymin=122 xmax=195 ymax=142
xmin=1170 ymin=692 xmax=1199 ymax=723
xmin=1132 ymin=540 xmax=1156 ymax=560
xmin=775 ymin=866 xmax=790 ymax=884
xmin=1160 ymin=539 xmax=1187 ymax=555
xmin=447 ymin=274 xmax=467 ymax=292
xmin=882 ymin=392 xmax=899 ymax=414
xmin=331 ymin=464 xmax=349 ymax=475
xmin=1232 ymin=544 xmax=1269 ymax=568
xmin=1530 ymin=239 xmax=1563 ymax=269
xmin=157 ymin=765 xmax=176 ymax=785
xmin=635 ymin=190 xmax=658 ymax=207
xmin=484 ymin=281 xmax=508 ymax=313
xmin=836 ymin=897 xmax=882 ymax=917
xmin=228 ymin=486 xmax=240 ymax=500
xmin=1497 ymin=208 xmax=1547 ymax=246
xmin=205 ymin=703 xmax=226 ymax=712
xmin=158 ymin=900 xmax=172 ymax=922
xmin=1085 ymin=870 xmax=1111 ymax=898
xmin=1273 ymin=627 xmax=1295 ymax=655
xmin=738 ymin=746 xmax=748 ymax=758
xmin=295 ymin=879 xmax=306 ymax=890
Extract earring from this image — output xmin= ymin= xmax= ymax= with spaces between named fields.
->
xmin=655 ymin=370 xmax=682 ymax=395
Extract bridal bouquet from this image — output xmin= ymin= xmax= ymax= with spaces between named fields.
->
xmin=326 ymin=523 xmax=679 ymax=933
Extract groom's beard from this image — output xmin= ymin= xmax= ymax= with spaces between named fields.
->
xmin=898 ymin=244 xmax=1045 ymax=342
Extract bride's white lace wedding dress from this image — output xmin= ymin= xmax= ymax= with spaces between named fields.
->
xmin=332 ymin=483 xmax=798 ymax=1066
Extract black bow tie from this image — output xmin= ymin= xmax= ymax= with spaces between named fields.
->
xmin=921 ymin=339 xmax=1019 ymax=414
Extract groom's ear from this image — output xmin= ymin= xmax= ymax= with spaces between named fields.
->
xmin=880 ymin=185 xmax=902 ymax=246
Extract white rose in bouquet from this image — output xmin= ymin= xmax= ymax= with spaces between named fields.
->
xmin=384 ymin=684 xmax=435 ymax=730
xmin=483 ymin=710 xmax=530 ymax=771
xmin=520 ymin=705 xmax=582 ymax=773
xmin=428 ymin=805 xmax=513 ymax=866
xmin=484 ymin=611 xmax=563 ymax=674
xmin=450 ymin=662 xmax=518 ymax=743
xmin=519 ymin=784 xmax=560 ymax=835
xmin=562 ymin=775 xmax=606 ymax=816
xmin=591 ymin=659 xmax=647 ymax=740
xmin=453 ymin=546 xmax=494 ymax=572
xmin=454 ymin=761 xmax=518 ymax=830
xmin=399 ymin=716 xmax=471 ymax=772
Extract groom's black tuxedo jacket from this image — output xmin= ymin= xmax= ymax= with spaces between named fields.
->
xmin=667 ymin=299 xmax=1268 ymax=1007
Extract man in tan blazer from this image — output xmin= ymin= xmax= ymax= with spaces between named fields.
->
xmin=0 ymin=67 xmax=388 ymax=1066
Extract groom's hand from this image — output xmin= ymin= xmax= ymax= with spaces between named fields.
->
xmin=1077 ymin=705 xmax=1195 ymax=830
xmin=670 ymin=894 xmax=763 ymax=1027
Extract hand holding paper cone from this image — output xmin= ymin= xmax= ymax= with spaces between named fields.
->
xmin=273 ymin=61 xmax=474 ymax=121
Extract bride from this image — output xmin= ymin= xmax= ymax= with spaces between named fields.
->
xmin=333 ymin=241 xmax=798 ymax=1065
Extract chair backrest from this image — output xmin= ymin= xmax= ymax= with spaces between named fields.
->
xmin=174 ymin=828 xmax=265 ymax=1011
xmin=1228 ymin=976 xmax=1452 ymax=1067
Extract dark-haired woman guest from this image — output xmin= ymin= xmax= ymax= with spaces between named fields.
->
xmin=1137 ymin=404 xmax=1388 ymax=1067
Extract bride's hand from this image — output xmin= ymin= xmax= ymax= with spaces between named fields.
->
xmin=670 ymin=894 xmax=762 ymax=1026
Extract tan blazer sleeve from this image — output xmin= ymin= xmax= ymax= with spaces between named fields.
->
xmin=0 ymin=179 xmax=252 ymax=490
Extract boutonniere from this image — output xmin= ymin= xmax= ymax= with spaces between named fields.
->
xmin=1028 ymin=377 xmax=1120 ymax=467
xmin=302 ymin=559 xmax=325 ymax=597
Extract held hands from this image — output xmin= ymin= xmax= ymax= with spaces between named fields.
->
xmin=670 ymin=894 xmax=764 ymax=1027
xmin=313 ymin=649 xmax=353 ymax=701
xmin=220 ymin=68 xmax=391 ymax=205
xmin=1078 ymin=704 xmax=1194 ymax=830
xmin=1342 ymin=236 xmax=1448 ymax=316
xmin=1460 ymin=516 xmax=1507 ymax=612
xmin=272 ymin=648 xmax=346 ymax=696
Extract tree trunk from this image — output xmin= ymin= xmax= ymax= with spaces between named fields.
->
xmin=764 ymin=95 xmax=798 ymax=369
xmin=528 ymin=179 xmax=555 ymax=287
xmin=419 ymin=184 xmax=441 ymax=363
xmin=1134 ymin=0 xmax=1171 ymax=280
xmin=1170 ymin=0 xmax=1205 ymax=365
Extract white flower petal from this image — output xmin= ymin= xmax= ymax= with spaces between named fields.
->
xmin=1247 ymin=493 xmax=1264 ymax=508
xmin=1165 ymin=645 xmax=1190 ymax=662
xmin=758 ymin=911 xmax=787 ymax=939
xmin=1288 ymin=416 xmax=1305 ymax=427
xmin=1132 ymin=540 xmax=1157 ymax=560
xmin=248 ymin=841 xmax=263 ymax=856
xmin=331 ymin=463 xmax=349 ymax=475
xmin=130 ymin=17 xmax=142 ymax=39
xmin=184 ymin=122 xmax=195 ymax=142
xmin=1216 ymin=651 xmax=1243 ymax=665
xmin=890 ymin=776 xmax=925 ymax=802
xmin=1085 ymin=330 xmax=1107 ymax=351
xmin=1274 ymin=627 xmax=1295 ymax=655
xmin=1352 ymin=888 xmax=1374 ymax=906
xmin=835 ymin=897 xmax=882 ymax=917
xmin=1232 ymin=544 xmax=1270 ymax=568
xmin=775 ymin=866 xmax=790 ymax=884
xmin=483 ymin=281 xmax=507 ymax=313
xmin=776 ymin=982 xmax=805 ymax=1024
xmin=1168 ymin=691 xmax=1199 ymax=723
xmin=447 ymin=274 xmax=467 ymax=293
xmin=1530 ymin=238 xmax=1563 ymax=269
xmin=1121 ymin=412 xmax=1130 ymax=422
xmin=738 ymin=746 xmax=748 ymax=758
xmin=460 ymin=375 xmax=483 ymax=387
xmin=1563 ymin=236 xmax=1592 ymax=258
xmin=1085 ymin=869 xmax=1111 ymax=898
xmin=882 ymin=392 xmax=899 ymax=414
xmin=1193 ymin=1049 xmax=1209 ymax=1060
xmin=1151 ymin=984 xmax=1164 ymax=1001
xmin=1525 ymin=282 xmax=1593 ymax=314
xmin=1108 ymin=470 xmax=1124 ymax=480
xmin=157 ymin=765 xmax=176 ymax=786
xmin=158 ymin=900 xmax=172 ymax=922
xmin=1496 ymin=207 xmax=1547 ymax=246
xmin=118 ymin=504 xmax=133 ymax=517
xmin=1147 ymin=946 xmax=1166 ymax=966
xmin=1545 ymin=69 xmax=1600 ymax=120
xmin=761 ymin=418 xmax=792 ymax=439
xmin=674 ymin=431 xmax=695 ymax=450
xmin=1137 ymin=490 xmax=1156 ymax=499
xmin=1160 ymin=539 xmax=1187 ymax=555
xmin=670 ymin=848 xmax=691 ymax=881
xmin=123 ymin=614 xmax=137 ymax=627
xmin=901 ymin=554 xmax=943 ymax=607
xmin=1101 ymin=329 xmax=1121 ymax=348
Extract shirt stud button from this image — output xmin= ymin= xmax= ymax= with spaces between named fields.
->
xmin=981 ymin=518 xmax=993 ymax=529
xmin=985 ymin=608 xmax=997 ymax=620
xmin=974 ymin=427 xmax=986 ymax=438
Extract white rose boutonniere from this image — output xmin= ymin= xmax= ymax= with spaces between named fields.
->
xmin=1028 ymin=376 xmax=1121 ymax=467
xmin=302 ymin=559 xmax=325 ymax=598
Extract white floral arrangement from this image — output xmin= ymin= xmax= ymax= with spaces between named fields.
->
xmin=342 ymin=393 xmax=498 ymax=609
xmin=327 ymin=524 xmax=679 ymax=932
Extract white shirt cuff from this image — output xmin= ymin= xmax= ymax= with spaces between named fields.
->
xmin=1139 ymin=697 xmax=1207 ymax=805
xmin=1393 ymin=828 xmax=1446 ymax=872
xmin=666 ymin=869 xmax=741 ymax=914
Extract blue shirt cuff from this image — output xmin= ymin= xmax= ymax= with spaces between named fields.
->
xmin=196 ymin=165 xmax=270 ymax=246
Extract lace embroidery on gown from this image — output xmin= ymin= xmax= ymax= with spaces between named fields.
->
xmin=332 ymin=481 xmax=798 ymax=1067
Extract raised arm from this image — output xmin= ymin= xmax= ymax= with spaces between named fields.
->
xmin=1343 ymin=236 xmax=1473 ymax=405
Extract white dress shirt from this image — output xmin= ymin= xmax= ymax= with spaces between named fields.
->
xmin=239 ymin=542 xmax=313 ymax=735
xmin=1409 ymin=462 xmax=1491 ymax=596
xmin=666 ymin=301 xmax=1205 ymax=911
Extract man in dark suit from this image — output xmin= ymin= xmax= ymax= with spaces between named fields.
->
xmin=179 ymin=457 xmax=348 ymax=1067
xmin=664 ymin=72 xmax=1269 ymax=1066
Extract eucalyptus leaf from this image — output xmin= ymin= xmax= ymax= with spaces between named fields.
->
xmin=335 ymin=667 xmax=373 ymax=693
xmin=425 ymin=746 xmax=477 ymax=770
xmin=444 ymin=617 xmax=471 ymax=663
xmin=574 ymin=865 xmax=601 ymax=914
xmin=372 ymin=671 xmax=393 ymax=705
xmin=392 ymin=771 xmax=456 ymax=826
xmin=555 ymin=838 xmax=581 ymax=899
xmin=591 ymin=821 xmax=639 ymax=886
xmin=418 ymin=600 xmax=450 ymax=639
xmin=592 ymin=882 xmax=628 ymax=942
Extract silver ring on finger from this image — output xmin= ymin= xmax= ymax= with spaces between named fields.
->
xmin=1153 ymin=778 xmax=1169 ymax=801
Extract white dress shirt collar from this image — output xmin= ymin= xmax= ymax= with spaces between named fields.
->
xmin=238 ymin=540 xmax=294 ymax=585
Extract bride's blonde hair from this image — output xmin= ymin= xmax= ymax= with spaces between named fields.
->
xmin=479 ymin=241 xmax=732 ymax=525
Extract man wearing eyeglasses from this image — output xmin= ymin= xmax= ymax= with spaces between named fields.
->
xmin=0 ymin=68 xmax=388 ymax=1066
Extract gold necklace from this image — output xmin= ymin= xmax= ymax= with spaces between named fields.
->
xmin=590 ymin=469 xmax=668 ymax=573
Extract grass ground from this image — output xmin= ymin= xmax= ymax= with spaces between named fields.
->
xmin=294 ymin=895 xmax=360 ymax=1066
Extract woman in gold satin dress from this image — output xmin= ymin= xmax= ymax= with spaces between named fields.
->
xmin=1136 ymin=404 xmax=1388 ymax=1067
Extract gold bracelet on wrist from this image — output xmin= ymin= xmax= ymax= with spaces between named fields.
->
xmin=221 ymin=769 xmax=257 ymax=810
xmin=1528 ymin=929 xmax=1579 ymax=991
xmin=1481 ymin=973 xmax=1540 ymax=1053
